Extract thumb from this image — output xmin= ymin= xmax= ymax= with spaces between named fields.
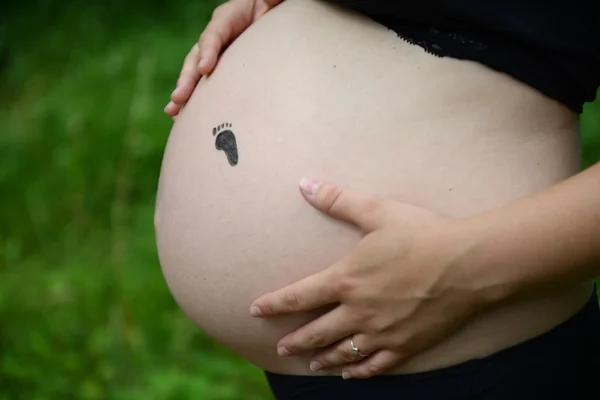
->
xmin=299 ymin=178 xmax=387 ymax=231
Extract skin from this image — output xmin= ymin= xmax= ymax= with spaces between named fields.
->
xmin=165 ymin=0 xmax=284 ymax=117
xmin=249 ymin=170 xmax=600 ymax=379
xmin=164 ymin=0 xmax=599 ymax=380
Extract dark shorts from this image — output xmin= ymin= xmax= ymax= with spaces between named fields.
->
xmin=265 ymin=288 xmax=600 ymax=400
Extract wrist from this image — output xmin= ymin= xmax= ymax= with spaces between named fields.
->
xmin=439 ymin=216 xmax=519 ymax=308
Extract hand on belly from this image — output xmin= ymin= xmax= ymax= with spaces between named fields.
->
xmin=249 ymin=178 xmax=491 ymax=379
xmin=156 ymin=0 xmax=585 ymax=376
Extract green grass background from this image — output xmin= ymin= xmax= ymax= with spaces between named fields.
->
xmin=1 ymin=1 xmax=599 ymax=399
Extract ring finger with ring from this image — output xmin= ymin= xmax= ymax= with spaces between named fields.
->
xmin=309 ymin=335 xmax=373 ymax=372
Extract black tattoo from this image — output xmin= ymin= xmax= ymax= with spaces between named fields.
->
xmin=213 ymin=122 xmax=238 ymax=166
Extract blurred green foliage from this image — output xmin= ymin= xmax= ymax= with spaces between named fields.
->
xmin=1 ymin=1 xmax=272 ymax=399
xmin=0 ymin=0 xmax=599 ymax=399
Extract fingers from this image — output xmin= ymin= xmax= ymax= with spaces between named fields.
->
xmin=198 ymin=0 xmax=260 ymax=74
xmin=196 ymin=19 xmax=230 ymax=75
xmin=342 ymin=349 xmax=401 ymax=379
xmin=299 ymin=179 xmax=389 ymax=232
xmin=177 ymin=42 xmax=202 ymax=86
xmin=166 ymin=0 xmax=254 ymax=116
xmin=165 ymin=20 xmax=227 ymax=116
xmin=276 ymin=306 xmax=358 ymax=357
xmin=167 ymin=0 xmax=285 ymax=116
xmin=309 ymin=334 xmax=375 ymax=372
xmin=250 ymin=266 xmax=343 ymax=318
xmin=165 ymin=43 xmax=201 ymax=117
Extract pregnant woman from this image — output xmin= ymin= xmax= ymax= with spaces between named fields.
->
xmin=157 ymin=0 xmax=600 ymax=398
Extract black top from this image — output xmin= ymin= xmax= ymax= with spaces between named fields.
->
xmin=325 ymin=0 xmax=600 ymax=113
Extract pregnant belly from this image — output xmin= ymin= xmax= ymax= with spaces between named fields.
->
xmin=154 ymin=0 xmax=591 ymax=375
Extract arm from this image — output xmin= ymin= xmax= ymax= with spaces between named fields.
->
xmin=452 ymin=161 xmax=600 ymax=302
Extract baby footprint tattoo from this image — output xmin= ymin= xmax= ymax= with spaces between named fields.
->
xmin=213 ymin=122 xmax=238 ymax=166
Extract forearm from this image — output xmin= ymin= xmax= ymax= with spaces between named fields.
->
xmin=453 ymin=161 xmax=600 ymax=301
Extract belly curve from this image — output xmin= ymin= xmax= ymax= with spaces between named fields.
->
xmin=154 ymin=0 xmax=589 ymax=374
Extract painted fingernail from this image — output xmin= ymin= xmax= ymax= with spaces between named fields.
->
xmin=342 ymin=372 xmax=352 ymax=380
xmin=309 ymin=361 xmax=322 ymax=371
xmin=299 ymin=178 xmax=321 ymax=197
xmin=277 ymin=347 xmax=291 ymax=357
xmin=250 ymin=306 xmax=262 ymax=317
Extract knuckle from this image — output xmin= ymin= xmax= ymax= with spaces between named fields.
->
xmin=333 ymin=275 xmax=355 ymax=297
xmin=316 ymin=354 xmax=334 ymax=368
xmin=213 ymin=28 xmax=227 ymax=46
xmin=198 ymin=25 xmax=209 ymax=41
xmin=201 ymin=27 xmax=225 ymax=49
xmin=350 ymin=311 xmax=368 ymax=329
xmin=197 ymin=35 xmax=206 ymax=48
xmin=200 ymin=21 xmax=221 ymax=43
xmin=369 ymin=318 xmax=392 ymax=335
xmin=176 ymin=76 xmax=190 ymax=87
xmin=285 ymin=341 xmax=299 ymax=353
xmin=211 ymin=4 xmax=228 ymax=19
xmin=183 ymin=48 xmax=198 ymax=63
xmin=198 ymin=30 xmax=213 ymax=47
xmin=306 ymin=332 xmax=325 ymax=347
xmin=320 ymin=185 xmax=344 ymax=214
xmin=361 ymin=197 xmax=384 ymax=217
xmin=284 ymin=292 xmax=301 ymax=311
xmin=341 ymin=347 xmax=357 ymax=362
xmin=362 ymin=307 xmax=378 ymax=323
xmin=365 ymin=362 xmax=385 ymax=376
xmin=263 ymin=301 xmax=276 ymax=316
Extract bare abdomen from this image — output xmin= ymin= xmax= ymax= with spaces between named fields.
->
xmin=154 ymin=0 xmax=590 ymax=375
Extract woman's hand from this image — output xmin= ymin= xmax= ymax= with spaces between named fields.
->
xmin=165 ymin=0 xmax=284 ymax=117
xmin=249 ymin=179 xmax=495 ymax=379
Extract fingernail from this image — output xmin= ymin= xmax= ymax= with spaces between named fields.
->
xmin=164 ymin=102 xmax=173 ymax=113
xmin=250 ymin=306 xmax=263 ymax=317
xmin=309 ymin=361 xmax=322 ymax=371
xmin=277 ymin=347 xmax=291 ymax=357
xmin=342 ymin=372 xmax=352 ymax=380
xmin=299 ymin=178 xmax=321 ymax=198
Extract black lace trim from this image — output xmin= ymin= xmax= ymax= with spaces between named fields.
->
xmin=374 ymin=16 xmax=488 ymax=58
xmin=325 ymin=0 xmax=599 ymax=112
